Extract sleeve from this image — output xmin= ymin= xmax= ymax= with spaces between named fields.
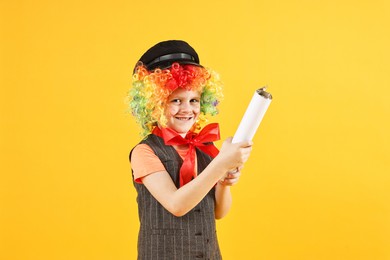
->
xmin=130 ymin=144 xmax=166 ymax=184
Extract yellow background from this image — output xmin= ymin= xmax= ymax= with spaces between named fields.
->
xmin=1 ymin=0 xmax=389 ymax=259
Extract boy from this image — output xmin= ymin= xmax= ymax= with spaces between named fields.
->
xmin=128 ymin=40 xmax=252 ymax=259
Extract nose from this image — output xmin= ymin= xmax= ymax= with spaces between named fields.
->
xmin=180 ymin=101 xmax=192 ymax=112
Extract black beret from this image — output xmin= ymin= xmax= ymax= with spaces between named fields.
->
xmin=136 ymin=40 xmax=201 ymax=71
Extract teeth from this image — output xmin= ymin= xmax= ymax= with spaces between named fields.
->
xmin=176 ymin=117 xmax=192 ymax=121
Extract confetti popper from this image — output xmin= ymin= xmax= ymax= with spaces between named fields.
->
xmin=232 ymin=87 xmax=273 ymax=143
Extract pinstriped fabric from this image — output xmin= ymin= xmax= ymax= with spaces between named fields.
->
xmin=130 ymin=134 xmax=222 ymax=260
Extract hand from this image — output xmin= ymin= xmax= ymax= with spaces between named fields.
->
xmin=219 ymin=169 xmax=241 ymax=186
xmin=216 ymin=137 xmax=253 ymax=172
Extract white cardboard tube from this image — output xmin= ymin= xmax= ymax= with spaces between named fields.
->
xmin=232 ymin=88 xmax=272 ymax=143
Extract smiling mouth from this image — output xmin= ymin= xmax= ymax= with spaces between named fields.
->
xmin=175 ymin=117 xmax=193 ymax=121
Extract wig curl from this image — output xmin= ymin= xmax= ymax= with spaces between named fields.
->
xmin=127 ymin=62 xmax=223 ymax=137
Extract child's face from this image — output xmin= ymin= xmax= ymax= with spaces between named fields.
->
xmin=165 ymin=88 xmax=201 ymax=136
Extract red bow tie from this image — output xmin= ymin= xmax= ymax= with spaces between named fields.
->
xmin=152 ymin=123 xmax=220 ymax=187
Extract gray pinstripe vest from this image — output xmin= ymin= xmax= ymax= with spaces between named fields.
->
xmin=130 ymin=134 xmax=222 ymax=260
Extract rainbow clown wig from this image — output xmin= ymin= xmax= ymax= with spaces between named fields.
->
xmin=128 ymin=40 xmax=223 ymax=137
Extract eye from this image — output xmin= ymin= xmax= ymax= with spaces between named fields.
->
xmin=170 ymin=99 xmax=181 ymax=104
xmin=190 ymin=98 xmax=200 ymax=103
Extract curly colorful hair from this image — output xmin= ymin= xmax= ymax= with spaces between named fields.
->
xmin=127 ymin=62 xmax=223 ymax=137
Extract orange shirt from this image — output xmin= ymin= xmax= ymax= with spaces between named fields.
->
xmin=131 ymin=143 xmax=197 ymax=184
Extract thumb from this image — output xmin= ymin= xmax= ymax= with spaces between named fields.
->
xmin=238 ymin=140 xmax=253 ymax=148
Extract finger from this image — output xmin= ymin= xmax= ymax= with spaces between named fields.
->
xmin=239 ymin=140 xmax=253 ymax=148
xmin=225 ymin=179 xmax=238 ymax=186
xmin=228 ymin=168 xmax=239 ymax=174
xmin=223 ymin=174 xmax=240 ymax=185
xmin=228 ymin=171 xmax=241 ymax=178
xmin=226 ymin=175 xmax=240 ymax=182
